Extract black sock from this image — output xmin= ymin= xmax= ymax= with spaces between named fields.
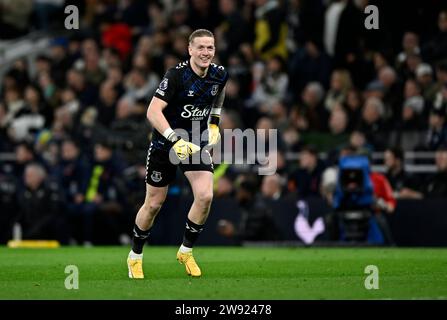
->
xmin=182 ymin=217 xmax=204 ymax=248
xmin=132 ymin=224 xmax=150 ymax=254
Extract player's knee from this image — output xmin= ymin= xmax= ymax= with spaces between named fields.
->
xmin=150 ymin=200 xmax=164 ymax=213
xmin=195 ymin=190 xmax=213 ymax=208
xmin=142 ymin=200 xmax=164 ymax=216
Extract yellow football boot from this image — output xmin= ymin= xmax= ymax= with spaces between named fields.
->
xmin=176 ymin=250 xmax=202 ymax=277
xmin=127 ymin=256 xmax=144 ymax=279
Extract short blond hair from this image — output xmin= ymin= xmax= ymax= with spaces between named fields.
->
xmin=189 ymin=29 xmax=214 ymax=44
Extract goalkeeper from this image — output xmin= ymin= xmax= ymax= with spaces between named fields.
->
xmin=127 ymin=29 xmax=228 ymax=279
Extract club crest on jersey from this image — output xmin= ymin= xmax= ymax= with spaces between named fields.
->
xmin=151 ymin=171 xmax=162 ymax=183
xmin=211 ymin=85 xmax=219 ymax=96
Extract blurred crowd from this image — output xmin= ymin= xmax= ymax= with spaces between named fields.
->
xmin=1 ymin=0 xmax=447 ymax=244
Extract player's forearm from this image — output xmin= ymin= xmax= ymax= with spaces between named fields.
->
xmin=209 ymin=87 xmax=225 ymax=126
xmin=147 ymin=108 xmax=172 ymax=136
xmin=147 ymin=97 xmax=178 ymax=142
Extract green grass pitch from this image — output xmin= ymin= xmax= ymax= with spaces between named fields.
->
xmin=1 ymin=246 xmax=447 ymax=300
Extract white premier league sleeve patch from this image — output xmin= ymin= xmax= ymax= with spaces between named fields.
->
xmin=211 ymin=84 xmax=218 ymax=96
xmin=159 ymin=78 xmax=168 ymax=91
xmin=156 ymin=78 xmax=168 ymax=96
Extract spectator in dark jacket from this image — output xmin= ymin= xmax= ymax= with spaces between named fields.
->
xmin=424 ymin=147 xmax=447 ymax=198
xmin=108 ymin=97 xmax=151 ymax=165
xmin=77 ymin=140 xmax=129 ymax=245
xmin=215 ymin=0 xmax=251 ymax=63
xmin=95 ymin=81 xmax=119 ymax=128
xmin=384 ymin=147 xmax=423 ymax=199
xmin=217 ymin=176 xmax=281 ymax=243
xmin=426 ymin=105 xmax=447 ymax=151
xmin=290 ymin=82 xmax=329 ymax=132
xmin=13 ymin=142 xmax=36 ymax=181
xmin=261 ymin=173 xmax=284 ymax=201
xmin=288 ymin=40 xmax=332 ymax=99
xmin=0 ymin=167 xmax=18 ymax=243
xmin=288 ymin=145 xmax=325 ymax=198
xmin=324 ymin=0 xmax=363 ymax=68
xmin=16 ymin=163 xmax=67 ymax=243
xmin=422 ymin=10 xmax=447 ymax=65
xmin=358 ymin=97 xmax=388 ymax=150
xmin=53 ymin=138 xmax=90 ymax=243
xmin=398 ymin=96 xmax=426 ymax=131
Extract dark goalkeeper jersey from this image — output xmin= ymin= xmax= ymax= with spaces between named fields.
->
xmin=151 ymin=60 xmax=229 ymax=151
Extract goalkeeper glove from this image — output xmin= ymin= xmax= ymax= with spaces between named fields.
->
xmin=172 ymin=138 xmax=200 ymax=161
xmin=208 ymin=124 xmax=220 ymax=146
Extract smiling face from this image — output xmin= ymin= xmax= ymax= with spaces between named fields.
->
xmin=188 ymin=36 xmax=215 ymax=73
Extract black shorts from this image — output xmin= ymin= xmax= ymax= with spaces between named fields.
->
xmin=145 ymin=145 xmax=214 ymax=187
